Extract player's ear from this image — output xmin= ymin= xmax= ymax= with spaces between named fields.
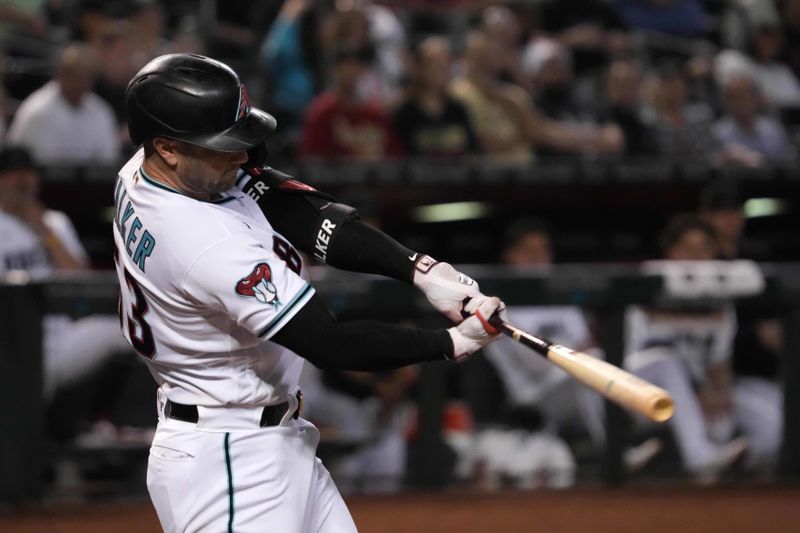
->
xmin=152 ymin=137 xmax=181 ymax=168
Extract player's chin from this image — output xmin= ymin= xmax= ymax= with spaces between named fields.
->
xmin=217 ymin=170 xmax=239 ymax=192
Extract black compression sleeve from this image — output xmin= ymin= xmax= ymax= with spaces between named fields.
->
xmin=259 ymin=190 xmax=418 ymax=283
xmin=270 ymin=293 xmax=453 ymax=371
xmin=324 ymin=219 xmax=417 ymax=282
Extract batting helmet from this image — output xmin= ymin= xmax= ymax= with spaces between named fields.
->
xmin=125 ymin=54 xmax=276 ymax=158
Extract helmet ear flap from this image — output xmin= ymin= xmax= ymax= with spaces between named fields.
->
xmin=244 ymin=142 xmax=268 ymax=169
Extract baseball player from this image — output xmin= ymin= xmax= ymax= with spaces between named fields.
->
xmin=117 ymin=53 xmax=503 ymax=532
xmin=624 ymin=214 xmax=748 ymax=483
xmin=482 ymin=220 xmax=662 ymax=477
xmin=484 ymin=220 xmax=606 ymax=450
xmin=0 ymin=146 xmax=130 ymax=400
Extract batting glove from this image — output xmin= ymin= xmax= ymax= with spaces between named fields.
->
xmin=447 ymin=296 xmax=506 ymax=362
xmin=412 ymin=255 xmax=482 ymax=323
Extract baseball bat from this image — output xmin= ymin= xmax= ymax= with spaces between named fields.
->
xmin=488 ymin=316 xmax=675 ymax=423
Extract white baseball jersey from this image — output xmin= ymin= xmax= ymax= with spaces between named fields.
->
xmin=112 ymin=149 xmax=315 ymax=408
xmin=624 ymin=305 xmax=736 ymax=381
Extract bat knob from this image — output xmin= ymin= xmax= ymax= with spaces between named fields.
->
xmin=487 ymin=310 xmax=504 ymax=329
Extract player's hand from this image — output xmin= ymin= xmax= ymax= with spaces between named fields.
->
xmin=447 ymin=296 xmax=506 ymax=362
xmin=412 ymin=255 xmax=482 ymax=323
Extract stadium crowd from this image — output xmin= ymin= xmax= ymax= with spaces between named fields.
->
xmin=0 ymin=0 xmax=798 ymax=165
xmin=0 ymin=0 xmax=796 ymax=494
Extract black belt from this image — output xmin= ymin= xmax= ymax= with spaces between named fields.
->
xmin=165 ymin=391 xmax=303 ymax=427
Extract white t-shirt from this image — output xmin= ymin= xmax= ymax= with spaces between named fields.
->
xmin=113 ymin=149 xmax=315 ymax=407
xmin=624 ymin=305 xmax=736 ymax=381
xmin=6 ymin=81 xmax=120 ymax=164
xmin=0 ymin=208 xmax=88 ymax=277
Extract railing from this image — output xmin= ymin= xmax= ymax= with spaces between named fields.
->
xmin=34 ymin=157 xmax=800 ymax=186
xmin=2 ymin=263 xmax=799 ymax=500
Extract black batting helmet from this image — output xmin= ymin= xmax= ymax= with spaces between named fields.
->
xmin=125 ymin=54 xmax=276 ymax=159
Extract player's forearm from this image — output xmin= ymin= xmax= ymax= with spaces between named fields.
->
xmin=271 ymin=294 xmax=452 ymax=371
xmin=324 ymin=219 xmax=417 ymax=282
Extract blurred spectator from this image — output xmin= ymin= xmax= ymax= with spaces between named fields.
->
xmin=203 ymin=0 xmax=260 ymax=57
xmin=320 ymin=1 xmax=407 ymax=104
xmin=450 ymin=30 xmax=533 ymax=162
xmin=598 ymin=58 xmax=659 ymax=156
xmin=0 ymin=47 xmax=9 ymax=140
xmin=718 ymin=4 xmax=800 ymax=113
xmin=697 ymin=182 xmax=749 ymax=260
xmin=721 ymin=0 xmax=780 ymax=51
xmin=483 ymin=219 xmax=606 ymax=454
xmin=361 ymin=1 xmax=408 ymax=95
xmin=0 ymin=146 xmax=129 ymax=401
xmin=299 ymin=45 xmax=403 ymax=160
xmin=452 ymin=30 xmax=622 ymax=162
xmin=300 ymin=364 xmax=417 ymax=493
xmin=613 ymin=0 xmax=709 ymax=37
xmin=782 ymin=0 xmax=800 ymax=82
xmin=523 ymin=39 xmax=587 ymax=122
xmin=625 ymin=214 xmax=761 ymax=483
xmin=537 ymin=0 xmax=630 ymax=77
xmin=643 ymin=62 xmax=718 ymax=159
xmin=260 ymin=0 xmax=318 ymax=139
xmin=714 ymin=73 xmax=791 ymax=163
xmin=697 ymin=183 xmax=784 ymax=476
xmin=477 ymin=219 xmax=663 ymax=484
xmin=90 ymin=21 xmax=141 ymax=148
xmin=0 ymin=145 xmax=86 ymax=274
xmin=745 ymin=5 xmax=800 ymax=110
xmin=6 ymin=43 xmax=120 ymax=164
xmin=480 ymin=4 xmax=526 ymax=88
xmin=0 ymin=0 xmax=48 ymax=39
xmin=522 ymin=37 xmax=621 ymax=159
xmin=71 ymin=0 xmax=115 ymax=47
xmin=392 ymin=36 xmax=479 ymax=158
xmin=126 ymin=0 xmax=168 ymax=61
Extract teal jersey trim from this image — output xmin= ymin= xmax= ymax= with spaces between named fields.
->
xmin=258 ymin=284 xmax=314 ymax=338
xmin=139 ymin=166 xmax=182 ymax=195
xmin=235 ymin=171 xmax=250 ymax=187
xmin=212 ymin=196 xmax=237 ymax=204
xmin=224 ymin=433 xmax=234 ymax=533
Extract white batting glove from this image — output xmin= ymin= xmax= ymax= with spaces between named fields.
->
xmin=412 ymin=255 xmax=482 ymax=323
xmin=447 ymin=296 xmax=506 ymax=362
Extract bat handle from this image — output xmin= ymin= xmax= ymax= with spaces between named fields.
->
xmin=487 ymin=312 xmax=553 ymax=356
xmin=487 ymin=311 xmax=505 ymax=331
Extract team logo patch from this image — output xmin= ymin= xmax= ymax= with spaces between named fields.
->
xmin=236 ymin=262 xmax=280 ymax=306
xmin=236 ymin=84 xmax=251 ymax=121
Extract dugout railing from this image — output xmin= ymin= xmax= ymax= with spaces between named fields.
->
xmin=33 ymin=157 xmax=800 ymax=271
xmin=1 ymin=263 xmax=799 ymax=501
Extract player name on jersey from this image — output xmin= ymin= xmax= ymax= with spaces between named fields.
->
xmin=114 ymin=176 xmax=156 ymax=272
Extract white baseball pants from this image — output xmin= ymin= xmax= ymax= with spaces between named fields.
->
xmin=146 ymin=397 xmax=358 ymax=533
